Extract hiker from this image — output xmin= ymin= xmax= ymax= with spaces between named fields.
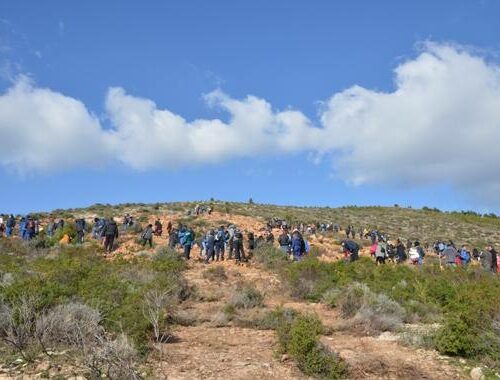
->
xmin=406 ymin=239 xmax=413 ymax=251
xmin=168 ymin=228 xmax=179 ymax=248
xmin=482 ymin=245 xmax=497 ymax=273
xmin=56 ymin=218 xmax=65 ymax=231
xmin=214 ymin=226 xmax=225 ymax=261
xmin=345 ymin=225 xmax=351 ymax=238
xmin=123 ymin=214 xmax=131 ymax=230
xmin=290 ymin=230 xmax=306 ymax=261
xmin=233 ymin=228 xmax=245 ymax=263
xmin=19 ymin=216 xmax=27 ymax=239
xmin=375 ymin=239 xmax=388 ymax=264
xmin=396 ymin=239 xmax=407 ymax=263
xmin=46 ymin=218 xmax=55 ymax=237
xmin=278 ymin=230 xmax=291 ymax=254
xmin=266 ymin=230 xmax=274 ymax=244
xmin=226 ymin=224 xmax=235 ymax=259
xmin=166 ymin=220 xmax=173 ymax=235
xmin=414 ymin=241 xmax=425 ymax=265
xmin=141 ymin=224 xmax=154 ymax=248
xmin=342 ymin=239 xmax=360 ymax=262
xmin=153 ymin=219 xmax=163 ymax=237
xmin=459 ymin=245 xmax=471 ymax=266
xmin=247 ymin=231 xmax=255 ymax=257
xmin=442 ymin=242 xmax=458 ymax=266
xmin=75 ymin=218 xmax=86 ymax=244
xmin=25 ymin=218 xmax=36 ymax=240
xmin=0 ymin=220 xmax=5 ymax=237
xmin=369 ymin=241 xmax=378 ymax=257
xmin=205 ymin=230 xmax=215 ymax=263
xmin=179 ymin=227 xmax=194 ymax=260
xmin=92 ymin=218 xmax=105 ymax=239
xmin=472 ymin=248 xmax=480 ymax=261
xmin=102 ymin=218 xmax=119 ymax=253
xmin=5 ymin=215 xmax=15 ymax=237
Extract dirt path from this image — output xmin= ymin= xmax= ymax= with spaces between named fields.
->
xmin=150 ymin=258 xmax=466 ymax=380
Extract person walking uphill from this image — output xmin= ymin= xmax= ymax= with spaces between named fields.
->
xmin=179 ymin=227 xmax=194 ymax=260
xmin=214 ymin=226 xmax=225 ymax=261
xmin=375 ymin=239 xmax=388 ymax=264
xmin=75 ymin=218 xmax=86 ymax=244
xmin=233 ymin=228 xmax=245 ymax=264
xmin=141 ymin=224 xmax=154 ymax=248
xmin=278 ymin=230 xmax=291 ymax=255
xmin=290 ymin=230 xmax=306 ymax=261
xmin=102 ymin=218 xmax=119 ymax=253
xmin=342 ymin=239 xmax=360 ymax=262
xmin=205 ymin=230 xmax=216 ymax=263
xmin=6 ymin=215 xmax=15 ymax=237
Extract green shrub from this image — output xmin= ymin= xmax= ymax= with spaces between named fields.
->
xmin=252 ymin=243 xmax=288 ymax=270
xmin=277 ymin=314 xmax=348 ymax=379
xmin=284 ymin=257 xmax=339 ymax=301
xmin=0 ymin=244 xmax=187 ymax=356
xmin=230 ymin=284 xmax=264 ymax=309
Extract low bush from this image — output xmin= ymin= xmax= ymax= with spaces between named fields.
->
xmin=277 ymin=313 xmax=348 ymax=379
xmin=336 ymin=283 xmax=405 ymax=334
xmin=229 ymin=284 xmax=264 ymax=309
xmin=0 ymin=241 xmax=187 ymax=357
xmin=202 ymin=266 xmax=227 ymax=282
xmin=252 ymin=243 xmax=289 ymax=270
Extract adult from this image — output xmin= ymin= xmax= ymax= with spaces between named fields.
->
xmin=205 ymin=230 xmax=215 ymax=263
xmin=179 ymin=227 xmax=194 ymax=260
xmin=278 ymin=230 xmax=291 ymax=254
xmin=459 ymin=245 xmax=471 ymax=266
xmin=482 ymin=245 xmax=497 ymax=273
xmin=6 ymin=215 xmax=15 ymax=237
xmin=233 ymin=228 xmax=245 ymax=263
xmin=214 ymin=226 xmax=226 ymax=261
xmin=153 ymin=219 xmax=163 ymax=237
xmin=141 ymin=224 xmax=154 ymax=248
xmin=247 ymin=231 xmax=255 ymax=257
xmin=290 ymin=230 xmax=306 ymax=261
xmin=396 ymin=239 xmax=407 ymax=263
xmin=75 ymin=218 xmax=86 ymax=244
xmin=342 ymin=239 xmax=360 ymax=262
xmin=442 ymin=243 xmax=458 ymax=266
xmin=102 ymin=218 xmax=119 ymax=253
xmin=375 ymin=239 xmax=388 ymax=264
xmin=414 ymin=241 xmax=425 ymax=266
xmin=46 ymin=218 xmax=55 ymax=237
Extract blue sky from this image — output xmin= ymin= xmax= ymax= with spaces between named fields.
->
xmin=1 ymin=0 xmax=500 ymax=214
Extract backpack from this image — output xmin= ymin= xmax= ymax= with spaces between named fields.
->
xmin=215 ymin=230 xmax=224 ymax=242
xmin=409 ymin=247 xmax=420 ymax=261
xmin=460 ymin=250 xmax=470 ymax=264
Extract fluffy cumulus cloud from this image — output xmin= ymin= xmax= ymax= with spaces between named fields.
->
xmin=1 ymin=42 xmax=500 ymax=204
xmin=0 ymin=77 xmax=113 ymax=174
xmin=105 ymin=87 xmax=321 ymax=170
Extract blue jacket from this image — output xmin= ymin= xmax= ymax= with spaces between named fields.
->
xmin=291 ymin=235 xmax=304 ymax=255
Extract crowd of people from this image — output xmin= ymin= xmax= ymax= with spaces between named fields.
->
xmin=0 ymin=213 xmax=499 ymax=272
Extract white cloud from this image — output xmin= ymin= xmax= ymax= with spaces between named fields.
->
xmin=319 ymin=42 xmax=500 ymax=198
xmin=0 ymin=76 xmax=112 ymax=174
xmin=1 ymin=42 xmax=500 ymax=206
xmin=105 ymin=87 xmax=320 ymax=170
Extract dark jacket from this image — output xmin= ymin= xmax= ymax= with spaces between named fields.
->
xmin=103 ymin=221 xmax=119 ymax=237
xmin=278 ymin=233 xmax=291 ymax=247
xmin=142 ymin=226 xmax=153 ymax=240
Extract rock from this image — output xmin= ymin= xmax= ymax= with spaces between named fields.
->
xmin=280 ymin=354 xmax=289 ymax=362
xmin=470 ymin=367 xmax=484 ymax=380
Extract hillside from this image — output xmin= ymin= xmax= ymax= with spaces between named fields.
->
xmin=0 ymin=201 xmax=499 ymax=379
xmin=53 ymin=201 xmax=500 ymax=249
